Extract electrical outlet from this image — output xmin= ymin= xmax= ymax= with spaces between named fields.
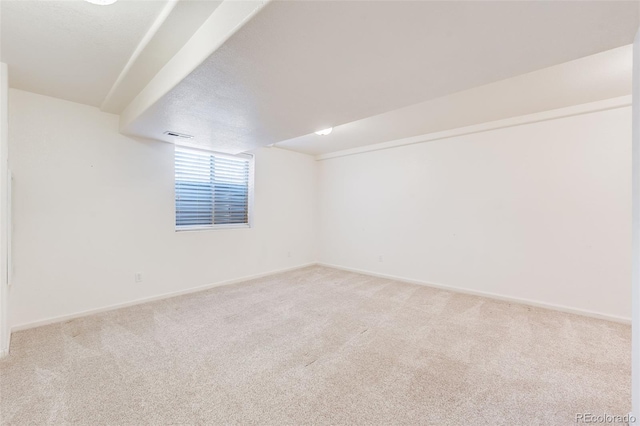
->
xmin=287 ymin=251 xmax=292 ymax=258
xmin=378 ymin=255 xmax=383 ymax=263
xmin=135 ymin=273 xmax=143 ymax=283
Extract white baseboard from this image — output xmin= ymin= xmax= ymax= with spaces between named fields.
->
xmin=318 ymin=262 xmax=631 ymax=325
xmin=9 ymin=260 xmax=630 ymax=335
xmin=0 ymin=331 xmax=10 ymax=358
xmin=11 ymin=262 xmax=318 ymax=333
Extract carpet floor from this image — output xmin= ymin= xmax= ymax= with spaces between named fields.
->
xmin=0 ymin=266 xmax=631 ymax=425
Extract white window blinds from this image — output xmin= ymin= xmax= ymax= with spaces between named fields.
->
xmin=175 ymin=146 xmax=252 ymax=230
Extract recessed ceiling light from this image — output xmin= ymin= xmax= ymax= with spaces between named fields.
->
xmin=315 ymin=127 xmax=333 ymax=136
xmin=85 ymin=0 xmax=118 ymax=5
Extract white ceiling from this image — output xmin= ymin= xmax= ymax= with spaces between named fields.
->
xmin=0 ymin=0 xmax=222 ymax=110
xmin=100 ymin=0 xmax=223 ymax=113
xmin=1 ymin=1 xmax=638 ymax=156
xmin=278 ymin=44 xmax=633 ymax=156
xmin=1 ymin=0 xmax=168 ymax=107
xmin=124 ymin=0 xmax=639 ymax=154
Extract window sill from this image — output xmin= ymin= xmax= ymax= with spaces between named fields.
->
xmin=176 ymin=224 xmax=251 ymax=232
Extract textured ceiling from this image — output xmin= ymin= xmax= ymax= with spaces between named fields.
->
xmin=0 ymin=0 xmax=167 ymax=107
xmin=278 ymin=45 xmax=633 ymax=156
xmin=125 ymin=0 xmax=639 ymax=154
xmin=100 ymin=0 xmax=223 ymax=113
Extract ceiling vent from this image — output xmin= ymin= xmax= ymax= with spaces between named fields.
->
xmin=163 ymin=131 xmax=193 ymax=139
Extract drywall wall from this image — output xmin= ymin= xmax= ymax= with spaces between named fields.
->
xmin=0 ymin=63 xmax=9 ymax=355
xmin=7 ymin=87 xmax=633 ymax=330
xmin=8 ymin=89 xmax=317 ymax=329
xmin=318 ymin=105 xmax=632 ymax=321
xmin=631 ymin=26 xmax=640 ymax=422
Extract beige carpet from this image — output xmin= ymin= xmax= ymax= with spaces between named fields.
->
xmin=0 ymin=266 xmax=631 ymax=425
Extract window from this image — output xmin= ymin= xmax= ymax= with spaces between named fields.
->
xmin=175 ymin=146 xmax=253 ymax=230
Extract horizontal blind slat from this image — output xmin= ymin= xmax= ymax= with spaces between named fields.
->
xmin=175 ymin=146 xmax=251 ymax=228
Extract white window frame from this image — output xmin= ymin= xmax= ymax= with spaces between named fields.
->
xmin=174 ymin=146 xmax=254 ymax=232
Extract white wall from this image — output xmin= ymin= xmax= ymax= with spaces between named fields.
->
xmin=6 ymin=88 xmax=633 ymax=329
xmin=8 ymin=89 xmax=317 ymax=329
xmin=318 ymin=106 xmax=632 ymax=321
xmin=631 ymin=26 xmax=640 ymax=422
xmin=0 ymin=63 xmax=9 ymax=355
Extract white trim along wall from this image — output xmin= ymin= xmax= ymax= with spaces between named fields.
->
xmin=0 ymin=63 xmax=10 ymax=357
xmin=317 ymin=96 xmax=631 ymax=161
xmin=630 ymin=26 xmax=640 ymax=426
xmin=10 ymin=263 xmax=316 ymax=332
